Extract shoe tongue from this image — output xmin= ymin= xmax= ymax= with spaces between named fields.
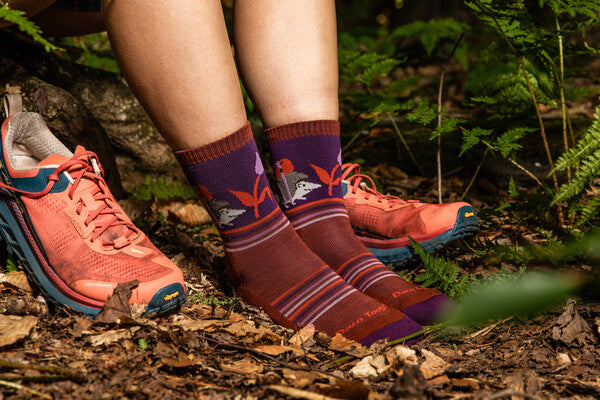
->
xmin=39 ymin=147 xmax=136 ymax=247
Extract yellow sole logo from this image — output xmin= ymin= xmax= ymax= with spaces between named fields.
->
xmin=464 ymin=212 xmax=474 ymax=218
xmin=163 ymin=291 xmax=180 ymax=301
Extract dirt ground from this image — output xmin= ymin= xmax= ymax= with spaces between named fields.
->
xmin=0 ymin=165 xmax=599 ymax=400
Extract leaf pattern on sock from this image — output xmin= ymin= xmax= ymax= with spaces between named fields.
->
xmin=229 ymin=173 xmax=273 ymax=218
xmin=311 ymin=164 xmax=341 ymax=196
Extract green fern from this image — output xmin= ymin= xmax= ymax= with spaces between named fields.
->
xmin=494 ymin=127 xmax=535 ymax=158
xmin=552 ymin=106 xmax=600 ymax=225
xmin=128 ymin=177 xmax=196 ymax=201
xmin=0 ymin=2 xmax=61 ymax=52
xmin=410 ymin=238 xmax=471 ymax=299
xmin=460 ymin=127 xmax=492 ymax=156
xmin=390 ymin=18 xmax=468 ymax=58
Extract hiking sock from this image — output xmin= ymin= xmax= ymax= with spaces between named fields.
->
xmin=265 ymin=120 xmax=452 ymax=325
xmin=173 ymin=122 xmax=422 ymax=345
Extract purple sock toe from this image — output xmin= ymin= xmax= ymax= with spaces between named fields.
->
xmin=402 ymin=294 xmax=454 ymax=325
xmin=359 ymin=317 xmax=423 ymax=347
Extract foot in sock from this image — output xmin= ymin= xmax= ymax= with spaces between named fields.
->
xmin=174 ymin=122 xmax=422 ymax=345
xmin=265 ymin=120 xmax=453 ymax=325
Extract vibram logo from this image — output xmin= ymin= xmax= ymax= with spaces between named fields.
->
xmin=464 ymin=212 xmax=474 ymax=218
xmin=163 ymin=291 xmax=180 ymax=301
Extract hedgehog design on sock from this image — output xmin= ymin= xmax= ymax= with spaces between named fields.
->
xmin=274 ymin=158 xmax=321 ymax=206
xmin=195 ymin=184 xmax=246 ymax=226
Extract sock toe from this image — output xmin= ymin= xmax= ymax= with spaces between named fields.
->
xmin=359 ymin=316 xmax=423 ymax=347
xmin=402 ymin=293 xmax=454 ymax=325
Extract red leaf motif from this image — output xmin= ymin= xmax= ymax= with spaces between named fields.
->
xmin=257 ymin=186 xmax=271 ymax=204
xmin=311 ymin=164 xmax=333 ymax=185
xmin=332 ymin=177 xmax=341 ymax=186
xmin=229 ymin=190 xmax=257 ymax=207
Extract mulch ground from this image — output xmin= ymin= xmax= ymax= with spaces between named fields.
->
xmin=0 ymin=165 xmax=599 ymax=400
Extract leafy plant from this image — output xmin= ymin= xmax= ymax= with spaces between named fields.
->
xmin=552 ymin=106 xmax=600 ymax=226
xmin=0 ymin=2 xmax=61 ymax=52
xmin=5 ymin=258 xmax=17 ymax=272
xmin=443 ymin=271 xmax=576 ymax=326
xmin=128 ymin=177 xmax=196 ymax=201
xmin=409 ymin=238 xmax=472 ymax=299
xmin=190 ymin=291 xmax=243 ymax=312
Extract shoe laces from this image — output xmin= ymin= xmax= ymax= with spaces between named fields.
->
xmin=0 ymin=149 xmax=139 ymax=248
xmin=341 ymin=163 xmax=420 ymax=209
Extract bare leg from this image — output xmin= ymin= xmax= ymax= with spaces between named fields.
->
xmin=102 ymin=0 xmax=247 ymax=150
xmin=233 ymin=0 xmax=339 ymax=128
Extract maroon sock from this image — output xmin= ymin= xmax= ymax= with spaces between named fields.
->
xmin=173 ymin=122 xmax=422 ymax=345
xmin=265 ymin=120 xmax=452 ymax=325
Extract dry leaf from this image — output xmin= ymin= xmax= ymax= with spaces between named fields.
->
xmin=552 ymin=299 xmax=597 ymax=347
xmin=95 ymin=280 xmax=139 ymax=324
xmin=451 ymin=378 xmax=479 ymax=391
xmin=350 ymin=356 xmax=378 ymax=380
xmin=290 ymin=324 xmax=316 ymax=346
xmin=420 ymin=349 xmax=448 ymax=375
xmin=0 ymin=271 xmax=32 ymax=292
xmin=220 ymin=358 xmax=264 ymax=375
xmin=268 ymin=385 xmax=338 ymax=400
xmin=177 ymin=319 xmax=232 ymax=332
xmin=386 ymin=345 xmax=418 ymax=367
xmin=89 ymin=329 xmax=131 ymax=346
xmin=0 ymin=314 xmax=38 ymax=347
xmin=251 ymin=344 xmax=304 ymax=357
xmin=329 ymin=333 xmax=369 ymax=357
xmin=427 ymin=375 xmax=450 ymax=386
xmin=169 ymin=202 xmax=212 ymax=226
xmin=315 ymin=380 xmax=370 ymax=400
xmin=282 ymin=368 xmax=328 ymax=388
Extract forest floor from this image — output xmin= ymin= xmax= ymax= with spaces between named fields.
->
xmin=0 ymin=162 xmax=599 ymax=400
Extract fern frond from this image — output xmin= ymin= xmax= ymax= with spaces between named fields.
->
xmin=410 ymin=237 xmax=470 ymax=299
xmin=459 ymin=127 xmax=492 ymax=156
xmin=576 ymin=196 xmax=600 ymax=227
xmin=0 ymin=3 xmax=61 ymax=52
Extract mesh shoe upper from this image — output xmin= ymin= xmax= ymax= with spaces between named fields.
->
xmin=342 ymin=163 xmax=471 ymax=240
xmin=0 ymin=112 xmax=185 ymax=307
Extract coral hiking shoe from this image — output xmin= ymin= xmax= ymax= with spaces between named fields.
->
xmin=0 ymin=97 xmax=186 ymax=317
xmin=341 ymin=163 xmax=480 ymax=265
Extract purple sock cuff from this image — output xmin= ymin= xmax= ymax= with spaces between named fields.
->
xmin=173 ymin=122 xmax=253 ymax=165
xmin=265 ymin=120 xmax=340 ymax=143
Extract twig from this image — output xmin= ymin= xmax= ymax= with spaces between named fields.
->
xmin=0 ymin=374 xmax=74 ymax=382
xmin=460 ymin=146 xmax=490 ymax=201
xmin=0 ymin=359 xmax=85 ymax=383
xmin=467 ymin=317 xmax=512 ymax=339
xmin=327 ymin=324 xmax=441 ymax=366
xmin=485 ymin=388 xmax=541 ymax=400
xmin=556 ymin=16 xmax=570 ymax=180
xmin=436 ymin=32 xmax=465 ymax=204
xmin=507 ymin=158 xmax=543 ymax=187
xmin=341 ymin=129 xmax=365 ymax=153
xmin=389 ymin=116 xmax=425 ymax=176
xmin=0 ymin=379 xmax=51 ymax=399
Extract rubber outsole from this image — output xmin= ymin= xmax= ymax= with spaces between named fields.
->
xmin=358 ymin=205 xmax=480 ymax=266
xmin=0 ymin=196 xmax=186 ymax=318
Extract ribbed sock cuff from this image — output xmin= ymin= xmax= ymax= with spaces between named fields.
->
xmin=264 ymin=120 xmax=340 ymax=143
xmin=173 ymin=121 xmax=253 ymax=165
